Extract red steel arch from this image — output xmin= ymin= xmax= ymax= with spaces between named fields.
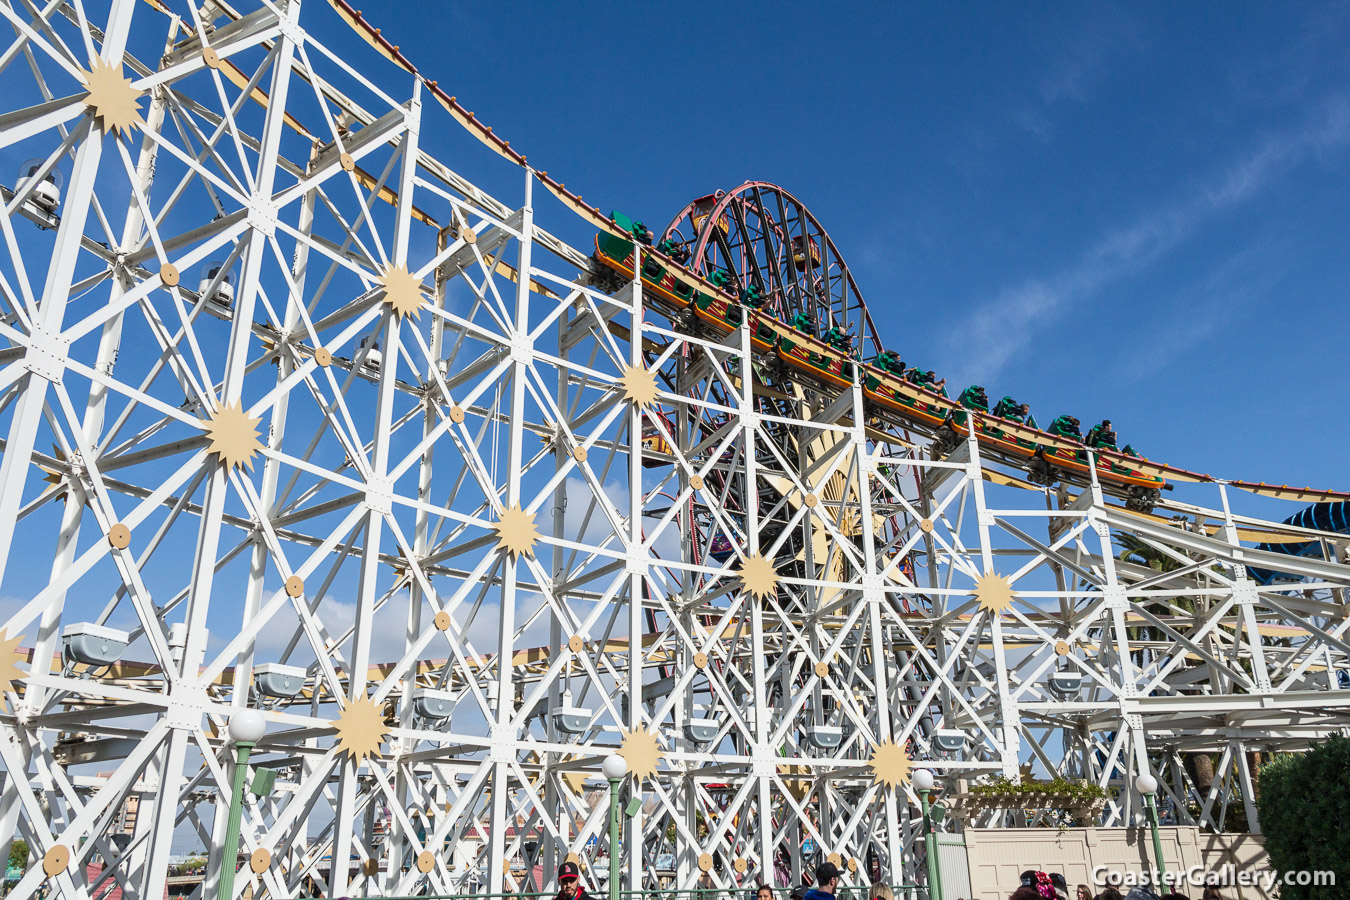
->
xmin=661 ymin=182 xmax=882 ymax=357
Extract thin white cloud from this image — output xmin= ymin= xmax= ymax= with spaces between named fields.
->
xmin=1038 ymin=13 xmax=1140 ymax=107
xmin=1112 ymin=234 xmax=1289 ymax=382
xmin=939 ymin=94 xmax=1350 ymax=387
xmin=1013 ymin=8 xmax=1145 ymax=141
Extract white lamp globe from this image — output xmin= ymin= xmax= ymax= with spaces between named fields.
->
xmin=1135 ymin=773 xmax=1159 ymax=795
xmin=601 ymin=753 xmax=629 ymax=780
xmin=228 ymin=708 xmax=266 ymax=744
xmin=912 ymin=769 xmax=936 ymax=792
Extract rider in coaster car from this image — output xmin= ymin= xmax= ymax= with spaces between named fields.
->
xmin=630 ymin=221 xmax=654 ymax=246
xmin=823 ymin=324 xmax=854 ymax=354
xmin=1018 ymin=403 xmax=1040 ymax=430
xmin=993 ymin=396 xmax=1040 ymax=429
xmin=1084 ymin=419 xmax=1119 ymax=450
xmin=876 ymin=349 xmax=906 ymax=376
xmin=959 ymin=385 xmax=989 ymax=410
xmin=906 ymin=368 xmax=948 ymax=396
xmin=1048 ymin=415 xmax=1082 ymax=440
xmin=656 ymin=237 xmax=691 ymax=265
xmin=790 ymin=311 xmax=815 ymax=334
xmin=741 ymin=283 xmax=766 ymax=309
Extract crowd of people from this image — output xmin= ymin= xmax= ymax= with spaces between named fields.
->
xmin=1007 ymin=870 xmax=1226 ymax=900
xmin=543 ymin=860 xmax=1228 ymax=900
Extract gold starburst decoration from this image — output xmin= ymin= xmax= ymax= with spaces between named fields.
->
xmin=333 ymin=696 xmax=388 ymax=765
xmin=377 ymin=263 xmax=426 ymax=319
xmin=737 ymin=553 xmax=780 ymax=601
xmin=204 ymin=400 xmax=264 ymax=471
xmin=81 ymin=58 xmax=144 ymax=135
xmin=493 ymin=503 xmax=540 ymax=558
xmin=0 ymin=630 xmax=27 ymax=710
xmin=868 ymin=739 xmax=913 ymax=789
xmin=778 ymin=762 xmax=812 ymax=801
xmin=618 ymin=365 xmax=659 ymax=409
xmin=974 ymin=572 xmax=1017 ymax=615
xmin=553 ymin=754 xmax=589 ymax=794
xmin=618 ymin=728 xmax=663 ymax=780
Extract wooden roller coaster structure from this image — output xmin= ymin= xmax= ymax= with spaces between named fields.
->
xmin=0 ymin=2 xmax=1348 ymax=898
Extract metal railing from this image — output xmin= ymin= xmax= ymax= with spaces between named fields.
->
xmin=339 ymin=887 xmax=928 ymax=900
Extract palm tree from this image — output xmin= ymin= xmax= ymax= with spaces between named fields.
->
xmin=1115 ymin=533 xmax=1182 ymax=573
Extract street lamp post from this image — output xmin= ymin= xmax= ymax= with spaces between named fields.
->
xmin=602 ymin=754 xmax=629 ymax=900
xmin=218 ymin=709 xmax=266 ymax=900
xmin=913 ymin=769 xmax=944 ymax=900
xmin=1135 ymin=773 xmax=1167 ymax=891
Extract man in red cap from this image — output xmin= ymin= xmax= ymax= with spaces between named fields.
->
xmin=554 ymin=859 xmax=599 ymax=900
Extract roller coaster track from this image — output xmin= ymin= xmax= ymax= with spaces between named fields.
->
xmin=146 ymin=0 xmax=1350 ymax=511
xmin=0 ymin=2 xmax=1348 ymax=899
xmin=288 ymin=1 xmax=1350 ymax=509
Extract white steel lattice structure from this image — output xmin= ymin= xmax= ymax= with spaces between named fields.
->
xmin=2 ymin=2 xmax=1350 ymax=898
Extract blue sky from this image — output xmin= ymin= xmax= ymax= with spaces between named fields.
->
xmin=325 ymin=0 xmax=1350 ymax=494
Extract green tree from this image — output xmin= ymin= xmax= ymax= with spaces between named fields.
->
xmin=8 ymin=839 xmax=29 ymax=871
xmin=1257 ymin=736 xmax=1350 ymax=899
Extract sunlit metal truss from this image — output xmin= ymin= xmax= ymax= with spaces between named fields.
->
xmin=1 ymin=2 xmax=1349 ymax=898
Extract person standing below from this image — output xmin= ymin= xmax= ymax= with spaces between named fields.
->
xmin=553 ymin=860 xmax=598 ymax=900
xmin=804 ymin=862 xmax=841 ymax=900
xmin=869 ymin=884 xmax=895 ymax=900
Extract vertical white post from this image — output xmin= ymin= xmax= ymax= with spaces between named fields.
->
xmin=488 ymin=166 xmax=533 ymax=894
xmin=967 ymin=425 xmax=1020 ymax=778
xmin=852 ymin=377 xmax=903 ymax=877
xmin=624 ymin=240 xmax=647 ymax=894
xmin=137 ymin=2 xmax=299 ymax=897
xmin=1084 ymin=453 xmax=1147 ymax=786
xmin=333 ymin=82 xmax=421 ymax=896
xmin=743 ymin=313 xmax=775 ymax=882
xmin=0 ymin=0 xmax=136 ymax=585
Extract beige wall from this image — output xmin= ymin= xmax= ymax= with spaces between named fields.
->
xmin=1197 ymin=833 xmax=1272 ymax=900
xmin=962 ymin=827 xmax=1271 ymax=900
